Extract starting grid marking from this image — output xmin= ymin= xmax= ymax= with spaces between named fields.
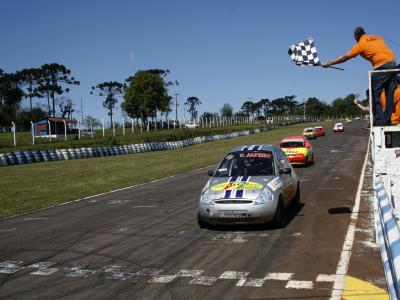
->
xmin=0 ymin=260 xmax=337 ymax=290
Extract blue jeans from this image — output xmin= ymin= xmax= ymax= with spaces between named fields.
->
xmin=372 ymin=61 xmax=397 ymax=125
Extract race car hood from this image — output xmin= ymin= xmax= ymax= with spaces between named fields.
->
xmin=281 ymin=147 xmax=308 ymax=155
xmin=205 ymin=175 xmax=279 ymax=200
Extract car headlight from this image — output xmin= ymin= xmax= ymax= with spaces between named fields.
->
xmin=254 ymin=188 xmax=273 ymax=205
xmin=200 ymin=189 xmax=213 ymax=205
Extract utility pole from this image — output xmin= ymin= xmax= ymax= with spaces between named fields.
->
xmin=303 ymin=99 xmax=306 ymax=121
xmin=174 ymin=93 xmax=179 ymax=123
xmin=81 ymin=98 xmax=84 ymax=124
xmin=130 ymin=50 xmax=134 ymax=75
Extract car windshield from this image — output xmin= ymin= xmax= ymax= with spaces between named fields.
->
xmin=280 ymin=141 xmax=304 ymax=147
xmin=214 ymin=151 xmax=275 ymax=177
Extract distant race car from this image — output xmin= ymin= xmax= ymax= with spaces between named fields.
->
xmin=333 ymin=123 xmax=344 ymax=132
xmin=279 ymin=136 xmax=313 ymax=166
xmin=345 ymin=118 xmax=352 ymax=123
xmin=303 ymin=127 xmax=317 ymax=139
xmin=197 ymin=144 xmax=300 ymax=228
xmin=314 ymin=126 xmax=325 ymax=137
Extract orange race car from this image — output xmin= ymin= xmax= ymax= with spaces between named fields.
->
xmin=279 ymin=136 xmax=314 ymax=166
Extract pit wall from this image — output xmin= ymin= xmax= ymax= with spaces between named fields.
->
xmin=372 ymin=125 xmax=400 ymax=299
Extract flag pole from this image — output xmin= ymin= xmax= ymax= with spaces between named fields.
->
xmin=327 ymin=66 xmax=345 ymax=71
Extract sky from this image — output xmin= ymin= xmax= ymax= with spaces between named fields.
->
xmin=1 ymin=0 xmax=400 ymax=124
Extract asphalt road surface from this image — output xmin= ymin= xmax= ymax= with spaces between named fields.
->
xmin=0 ymin=121 xmax=378 ymax=300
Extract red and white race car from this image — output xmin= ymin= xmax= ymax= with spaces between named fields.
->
xmin=279 ymin=136 xmax=314 ymax=166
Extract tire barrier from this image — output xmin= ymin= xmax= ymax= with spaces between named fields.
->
xmin=374 ymin=177 xmax=400 ymax=299
xmin=0 ymin=129 xmax=255 ymax=167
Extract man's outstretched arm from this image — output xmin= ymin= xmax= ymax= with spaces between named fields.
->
xmin=322 ymin=54 xmax=353 ymax=68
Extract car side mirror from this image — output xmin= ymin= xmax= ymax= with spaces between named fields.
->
xmin=279 ymin=168 xmax=292 ymax=175
xmin=207 ymin=170 xmax=214 ymax=177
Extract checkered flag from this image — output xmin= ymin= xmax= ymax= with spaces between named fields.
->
xmin=288 ymin=38 xmax=321 ymax=67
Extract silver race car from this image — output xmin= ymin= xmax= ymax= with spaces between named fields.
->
xmin=197 ymin=144 xmax=300 ymax=228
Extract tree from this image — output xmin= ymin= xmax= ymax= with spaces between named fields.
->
xmin=16 ymin=68 xmax=42 ymax=112
xmin=185 ymin=96 xmax=201 ymax=120
xmin=57 ymin=97 xmax=75 ymax=118
xmin=241 ymin=101 xmax=254 ymax=116
xmin=83 ymin=115 xmax=101 ymax=129
xmin=303 ymin=97 xmax=328 ymax=116
xmin=122 ymin=70 xmax=170 ymax=124
xmin=269 ymin=95 xmax=298 ymax=115
xmin=91 ymin=81 xmax=125 ymax=126
xmin=200 ymin=111 xmax=218 ymax=119
xmin=0 ymin=71 xmax=24 ymax=129
xmin=220 ymin=103 xmax=233 ymax=118
xmin=37 ymin=63 xmax=79 ymax=117
xmin=258 ymin=98 xmax=271 ymax=117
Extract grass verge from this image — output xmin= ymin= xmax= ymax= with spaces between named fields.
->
xmin=0 ymin=121 xmax=332 ymax=218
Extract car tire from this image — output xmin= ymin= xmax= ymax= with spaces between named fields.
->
xmin=197 ymin=213 xmax=209 ymax=229
xmin=273 ymin=197 xmax=286 ymax=228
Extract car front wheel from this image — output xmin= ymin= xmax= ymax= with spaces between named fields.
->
xmin=272 ymin=197 xmax=286 ymax=228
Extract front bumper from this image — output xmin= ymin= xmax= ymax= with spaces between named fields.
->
xmin=198 ymin=201 xmax=278 ymax=225
xmin=287 ymin=153 xmax=307 ymax=165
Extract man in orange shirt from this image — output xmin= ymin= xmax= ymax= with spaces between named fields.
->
xmin=323 ymin=26 xmax=397 ymax=126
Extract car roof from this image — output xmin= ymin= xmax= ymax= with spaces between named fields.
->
xmin=314 ymin=126 xmax=323 ymax=129
xmin=229 ymin=144 xmax=278 ymax=152
xmin=335 ymin=123 xmax=343 ymax=125
xmin=304 ymin=127 xmax=314 ymax=130
xmin=281 ymin=135 xmax=305 ymax=140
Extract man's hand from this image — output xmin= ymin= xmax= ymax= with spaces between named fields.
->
xmin=321 ymin=62 xmax=331 ymax=68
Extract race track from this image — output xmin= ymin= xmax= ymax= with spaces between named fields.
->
xmin=0 ymin=121 xmax=382 ymax=299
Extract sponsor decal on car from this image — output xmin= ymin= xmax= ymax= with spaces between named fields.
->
xmin=239 ymin=152 xmax=271 ymax=158
xmin=267 ymin=177 xmax=283 ymax=191
xmin=211 ymin=181 xmax=263 ymax=191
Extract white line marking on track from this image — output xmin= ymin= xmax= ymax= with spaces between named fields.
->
xmin=264 ymin=272 xmax=294 ymax=281
xmin=176 ymin=269 xmax=204 ymax=277
xmin=30 ymin=262 xmax=59 ymax=276
xmin=117 ymin=228 xmax=128 ymax=232
xmin=108 ymin=200 xmax=131 ymax=205
xmin=285 ymin=280 xmax=314 ymax=289
xmin=66 ymin=269 xmax=96 ymax=277
xmin=189 ymin=276 xmax=218 ymax=286
xmin=329 ymin=138 xmax=370 ymax=300
xmin=236 ymin=278 xmax=265 ymax=287
xmin=0 ymin=228 xmax=16 ymax=232
xmin=0 ymin=261 xmax=24 ymax=273
xmin=148 ymin=275 xmax=177 ymax=283
xmin=23 ymin=217 xmax=48 ymax=221
xmin=219 ymin=271 xmax=249 ymax=279
xmin=131 ymin=205 xmax=158 ymax=208
xmin=316 ymin=274 xmax=337 ymax=282
xmin=136 ymin=268 xmax=164 ymax=276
